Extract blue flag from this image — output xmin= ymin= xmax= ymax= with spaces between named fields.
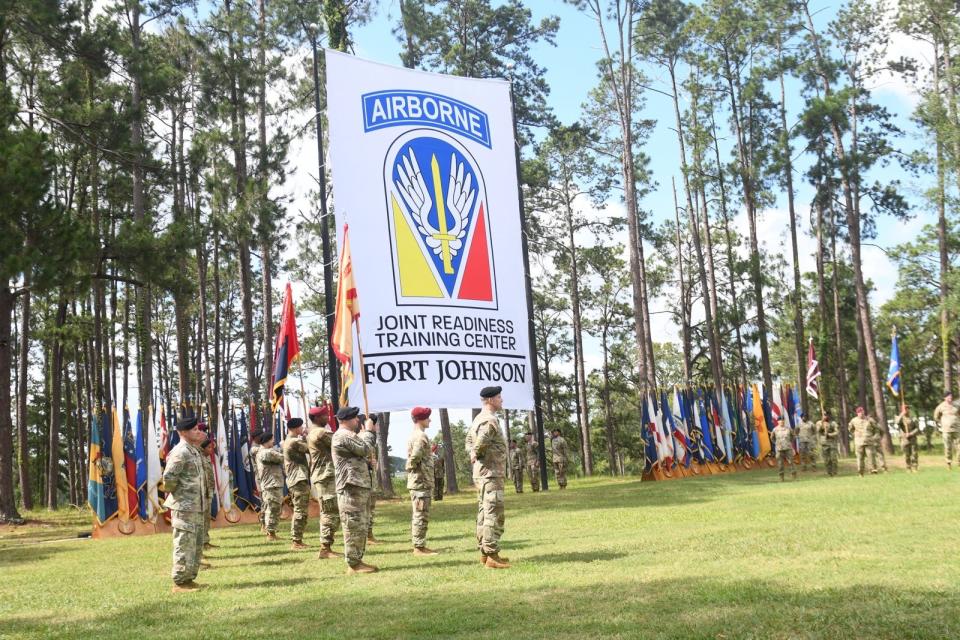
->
xmin=698 ymin=391 xmax=716 ymax=462
xmin=87 ymin=413 xmax=109 ymax=523
xmin=231 ymin=409 xmax=259 ymax=511
xmin=134 ymin=409 xmax=148 ymax=520
xmin=641 ymin=395 xmax=657 ymax=473
xmin=888 ymin=331 xmax=901 ymax=396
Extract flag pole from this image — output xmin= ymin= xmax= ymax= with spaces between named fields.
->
xmin=297 ymin=357 xmax=309 ymax=419
xmin=354 ymin=317 xmax=371 ymax=416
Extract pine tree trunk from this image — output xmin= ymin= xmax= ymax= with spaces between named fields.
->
xmin=258 ymin=0 xmax=274 ymax=409
xmin=933 ymin=42 xmax=953 ymax=395
xmin=829 ymin=210 xmax=850 ymax=453
xmin=672 ymin=179 xmax=692 ymax=383
xmin=16 ymin=275 xmax=32 ymax=510
xmin=377 ymin=413 xmax=394 ymax=496
xmin=0 ymin=285 xmax=22 ymax=522
xmin=601 ymin=326 xmax=617 ymax=475
xmin=46 ymin=298 xmax=68 ymax=509
xmin=438 ymin=408 xmax=459 ymax=493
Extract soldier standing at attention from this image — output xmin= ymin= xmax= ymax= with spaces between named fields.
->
xmin=817 ymin=410 xmax=840 ymax=477
xmin=869 ymin=411 xmax=888 ymax=473
xmin=283 ymin=418 xmax=311 ymax=550
xmin=247 ymin=429 xmax=265 ymax=533
xmin=509 ymin=439 xmax=524 ymax=493
xmin=848 ymin=406 xmax=879 ymax=477
xmin=307 ymin=406 xmax=339 ymax=559
xmin=331 ymin=406 xmax=379 ymax=574
xmin=796 ymin=411 xmax=818 ymax=472
xmin=255 ymin=431 xmax=284 ymax=541
xmin=162 ymin=416 xmax=209 ymax=593
xmin=362 ymin=414 xmax=382 ymax=545
xmin=469 ymin=386 xmax=510 ymax=569
xmin=524 ymin=432 xmax=541 ymax=492
xmin=772 ymin=417 xmax=796 ymax=481
xmin=406 ymin=407 xmax=439 ymax=556
xmin=551 ymin=429 xmax=569 ymax=489
xmin=898 ymin=405 xmax=920 ymax=473
xmin=934 ymin=392 xmax=958 ymax=469
xmin=431 ymin=443 xmax=445 ymax=501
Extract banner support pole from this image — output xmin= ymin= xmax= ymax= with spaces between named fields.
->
xmin=507 ymin=73 xmax=549 ymax=491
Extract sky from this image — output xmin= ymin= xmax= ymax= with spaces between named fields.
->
xmin=274 ymin=1 xmax=935 ymax=453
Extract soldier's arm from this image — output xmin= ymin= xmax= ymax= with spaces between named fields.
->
xmin=162 ymin=452 xmax=184 ymax=492
xmin=294 ymin=439 xmax=310 ymax=455
xmin=474 ymin=421 xmax=497 ymax=457
xmin=408 ymin=436 xmax=425 ymax=467
xmin=933 ymin=405 xmax=942 ymax=422
xmin=261 ymin=449 xmax=283 ymax=465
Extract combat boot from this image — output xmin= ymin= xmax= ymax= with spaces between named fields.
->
xmin=413 ymin=547 xmax=439 ymax=556
xmin=484 ymin=554 xmax=511 ymax=569
xmin=266 ymin=532 xmax=278 ymax=542
xmin=291 ymin=541 xmax=309 ymax=551
xmin=346 ymin=562 xmax=378 ymax=574
xmin=317 ymin=545 xmax=338 ymax=559
xmin=171 ymin=581 xmax=201 ymax=593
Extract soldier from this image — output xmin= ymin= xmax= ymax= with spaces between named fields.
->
xmin=331 ymin=406 xmax=379 ymax=574
xmin=817 ymin=410 xmax=840 ymax=477
xmin=255 ymin=431 xmax=284 ymax=541
xmin=796 ymin=410 xmax=818 ymax=472
xmin=772 ymin=417 xmax=796 ymax=481
xmin=282 ymin=417 xmax=311 ymax=551
xmin=848 ymin=406 xmax=879 ymax=476
xmin=551 ymin=429 xmax=569 ymax=489
xmin=307 ymin=406 xmax=339 ymax=560
xmin=469 ymin=386 xmax=510 ymax=569
xmin=869 ymin=411 xmax=888 ymax=473
xmin=198 ymin=436 xmax=216 ymax=561
xmin=162 ymin=416 xmax=209 ymax=593
xmin=921 ymin=416 xmax=933 ymax=451
xmin=898 ymin=405 xmax=920 ymax=473
xmin=406 ymin=407 xmax=439 ymax=556
xmin=509 ymin=439 xmax=524 ymax=494
xmin=247 ymin=429 xmax=265 ymax=533
xmin=933 ymin=392 xmax=958 ymax=469
xmin=432 ymin=443 xmax=445 ymax=501
xmin=524 ymin=432 xmax=540 ymax=492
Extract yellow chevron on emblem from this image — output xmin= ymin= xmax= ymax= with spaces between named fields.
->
xmin=392 ymin=193 xmax=444 ymax=298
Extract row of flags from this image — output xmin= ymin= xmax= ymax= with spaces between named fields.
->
xmin=806 ymin=329 xmax=904 ymax=402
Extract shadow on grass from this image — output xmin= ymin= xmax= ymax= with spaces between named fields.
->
xmin=0 ymin=542 xmax=83 ymax=566
xmin=521 ymin=550 xmax=628 ymax=564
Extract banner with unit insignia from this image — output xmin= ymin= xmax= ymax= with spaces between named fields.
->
xmin=325 ymin=50 xmax=534 ymax=411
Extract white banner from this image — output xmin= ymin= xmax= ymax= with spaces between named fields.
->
xmin=325 ymin=50 xmax=534 ymax=412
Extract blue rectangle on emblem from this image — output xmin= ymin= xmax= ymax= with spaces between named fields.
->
xmin=362 ymin=90 xmax=491 ymax=148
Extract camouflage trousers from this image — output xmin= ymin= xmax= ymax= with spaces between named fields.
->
xmin=776 ymin=449 xmax=796 ymax=478
xmin=511 ymin=466 xmax=524 ymax=493
xmin=410 ymin=492 xmax=431 ymax=548
xmin=433 ymin=475 xmax=444 ymax=500
xmin=822 ymin=445 xmax=839 ymax=476
xmin=171 ymin=509 xmax=205 ymax=585
xmin=261 ymin=487 xmax=282 ymax=534
xmin=903 ymin=440 xmax=919 ymax=470
xmin=203 ymin=494 xmax=213 ymax=545
xmin=855 ymin=442 xmax=877 ymax=474
xmin=944 ymin=432 xmax=958 ymax=465
xmin=798 ymin=441 xmax=817 ymax=470
xmin=337 ymin=485 xmax=371 ymax=567
xmin=554 ymin=461 xmax=567 ymax=488
xmin=366 ymin=472 xmax=378 ymax=538
xmin=527 ymin=464 xmax=540 ymax=492
xmin=313 ymin=479 xmax=339 ymax=548
xmin=874 ymin=441 xmax=887 ymax=471
xmin=475 ymin=477 xmax=505 ymax=555
xmin=288 ymin=481 xmax=311 ymax=544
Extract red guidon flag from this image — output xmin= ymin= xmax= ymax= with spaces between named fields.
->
xmin=806 ymin=338 xmax=821 ymax=399
xmin=332 ymin=224 xmax=360 ymax=406
xmin=271 ymin=282 xmax=301 ymax=413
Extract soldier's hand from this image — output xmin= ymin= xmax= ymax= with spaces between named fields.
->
xmin=365 ymin=417 xmax=378 ymax=433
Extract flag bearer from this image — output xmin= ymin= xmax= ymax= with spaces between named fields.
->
xmin=817 ymin=411 xmax=840 ymax=477
xmin=331 ymin=406 xmax=379 ymax=574
xmin=163 ymin=416 xmax=209 ymax=593
xmin=256 ymin=432 xmax=284 ymax=541
xmin=469 ymin=386 xmax=510 ymax=569
xmin=796 ymin=411 xmax=818 ymax=472
xmin=307 ymin=406 xmax=339 ymax=559
xmin=283 ymin=417 xmax=311 ymax=550
xmin=848 ymin=406 xmax=879 ymax=476
xmin=898 ymin=405 xmax=920 ymax=473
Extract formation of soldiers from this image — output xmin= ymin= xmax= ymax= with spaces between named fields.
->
xmin=161 ymin=384 xmax=554 ymax=592
xmin=508 ymin=429 xmax=569 ymax=493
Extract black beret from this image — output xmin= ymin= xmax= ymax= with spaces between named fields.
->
xmin=287 ymin=418 xmax=304 ymax=429
xmin=480 ymin=385 xmax=502 ymax=399
xmin=200 ymin=437 xmax=213 ymax=449
xmin=250 ymin=429 xmax=264 ymax=440
xmin=337 ymin=406 xmax=360 ymax=421
xmin=257 ymin=431 xmax=274 ymax=445
xmin=175 ymin=416 xmax=198 ymax=432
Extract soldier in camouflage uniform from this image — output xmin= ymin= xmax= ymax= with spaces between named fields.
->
xmin=247 ymin=429 xmax=265 ymax=532
xmin=772 ymin=418 xmax=796 ymax=481
xmin=934 ymin=392 xmax=958 ymax=469
xmin=162 ymin=417 xmax=209 ymax=593
xmin=198 ymin=437 xmax=216 ymax=560
xmin=509 ymin=439 xmax=524 ymax=493
xmin=869 ymin=413 xmax=888 ymax=473
xmin=551 ymin=429 xmax=569 ymax=489
xmin=361 ymin=414 xmax=381 ymax=544
xmin=796 ymin=411 xmax=818 ymax=472
xmin=432 ymin=444 xmax=445 ymax=501
xmin=848 ymin=406 xmax=879 ymax=476
xmin=817 ymin=410 xmax=840 ymax=477
xmin=255 ymin=432 xmax=284 ymax=540
xmin=898 ymin=405 xmax=920 ymax=472
xmin=332 ymin=406 xmax=379 ymax=574
xmin=469 ymin=386 xmax=510 ymax=569
xmin=524 ymin=432 xmax=540 ymax=492
xmin=307 ymin=406 xmax=339 ymax=559
xmin=283 ymin=418 xmax=311 ymax=550
xmin=406 ymin=407 xmax=439 ymax=556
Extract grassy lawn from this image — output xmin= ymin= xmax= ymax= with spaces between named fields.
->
xmin=2 ymin=452 xmax=958 ymax=639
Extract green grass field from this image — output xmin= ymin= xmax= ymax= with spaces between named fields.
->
xmin=2 ymin=452 xmax=959 ymax=640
